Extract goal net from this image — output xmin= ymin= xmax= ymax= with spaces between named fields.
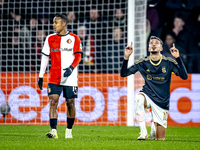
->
xmin=0 ymin=0 xmax=147 ymax=126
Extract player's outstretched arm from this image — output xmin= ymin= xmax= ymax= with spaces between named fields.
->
xmin=121 ymin=42 xmax=137 ymax=77
xmin=170 ymin=43 xmax=179 ymax=58
xmin=124 ymin=42 xmax=133 ymax=60
xmin=170 ymin=43 xmax=188 ymax=80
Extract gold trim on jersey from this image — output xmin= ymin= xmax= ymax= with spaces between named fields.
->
xmin=135 ymin=57 xmax=149 ymax=64
xmin=135 ymin=55 xmax=178 ymax=66
xmin=162 ymin=55 xmax=178 ymax=65
xmin=150 ymin=55 xmax=162 ymax=66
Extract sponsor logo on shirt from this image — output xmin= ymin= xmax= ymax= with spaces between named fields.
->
xmin=51 ymin=48 xmax=73 ymax=52
xmin=147 ymin=74 xmax=165 ymax=81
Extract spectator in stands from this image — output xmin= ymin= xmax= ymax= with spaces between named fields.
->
xmin=185 ymin=7 xmax=200 ymax=73
xmin=20 ymin=18 xmax=38 ymax=49
xmin=2 ymin=32 xmax=30 ymax=72
xmin=9 ymin=6 xmax=26 ymax=33
xmin=77 ymin=25 xmax=95 ymax=73
xmin=147 ymin=4 xmax=159 ymax=32
xmin=0 ymin=0 xmax=9 ymax=51
xmin=84 ymin=7 xmax=106 ymax=72
xmin=147 ymin=1 xmax=166 ymax=38
xmin=38 ymin=13 xmax=51 ymax=33
xmin=164 ymin=14 xmax=189 ymax=65
xmin=10 ymin=11 xmax=21 ymax=33
xmin=162 ymin=32 xmax=176 ymax=59
xmin=66 ymin=11 xmax=78 ymax=34
xmin=31 ymin=29 xmax=47 ymax=72
xmin=172 ymin=14 xmax=186 ymax=36
xmin=113 ymin=8 xmax=126 ymax=27
xmin=102 ymin=27 xmax=126 ymax=73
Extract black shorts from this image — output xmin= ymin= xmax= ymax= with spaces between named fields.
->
xmin=47 ymin=83 xmax=78 ymax=99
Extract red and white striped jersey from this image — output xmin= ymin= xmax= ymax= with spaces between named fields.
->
xmin=42 ymin=32 xmax=83 ymax=86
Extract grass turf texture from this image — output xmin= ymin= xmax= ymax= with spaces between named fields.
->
xmin=0 ymin=125 xmax=199 ymax=150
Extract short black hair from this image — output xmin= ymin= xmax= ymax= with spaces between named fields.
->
xmin=54 ymin=14 xmax=67 ymax=23
xmin=149 ymin=36 xmax=163 ymax=45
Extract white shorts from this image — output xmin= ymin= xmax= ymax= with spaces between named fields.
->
xmin=139 ymin=92 xmax=169 ymax=128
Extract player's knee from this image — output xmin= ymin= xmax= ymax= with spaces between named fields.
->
xmin=66 ymin=99 xmax=75 ymax=109
xmin=135 ymin=94 xmax=145 ymax=111
xmin=49 ymin=95 xmax=59 ymax=107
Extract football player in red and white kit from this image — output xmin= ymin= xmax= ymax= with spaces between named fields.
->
xmin=38 ymin=14 xmax=83 ymax=139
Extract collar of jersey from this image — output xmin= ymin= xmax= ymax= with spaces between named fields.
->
xmin=149 ymin=55 xmax=163 ymax=66
xmin=56 ymin=31 xmax=70 ymax=36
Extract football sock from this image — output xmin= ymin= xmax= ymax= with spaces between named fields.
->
xmin=67 ymin=117 xmax=75 ymax=129
xmin=135 ymin=94 xmax=147 ymax=134
xmin=151 ymin=122 xmax=155 ymax=133
xmin=50 ymin=118 xmax=57 ymax=130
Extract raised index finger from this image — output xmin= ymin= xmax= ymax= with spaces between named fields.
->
xmin=173 ymin=43 xmax=175 ymax=48
xmin=131 ymin=42 xmax=133 ymax=47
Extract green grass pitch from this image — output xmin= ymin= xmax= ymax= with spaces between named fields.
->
xmin=0 ymin=125 xmax=199 ymax=150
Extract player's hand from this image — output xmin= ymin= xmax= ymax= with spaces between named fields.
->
xmin=38 ymin=78 xmax=43 ymax=90
xmin=170 ymin=43 xmax=179 ymax=58
xmin=63 ymin=66 xmax=74 ymax=77
xmin=124 ymin=42 xmax=133 ymax=60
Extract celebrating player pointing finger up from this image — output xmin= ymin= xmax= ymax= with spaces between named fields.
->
xmin=121 ymin=36 xmax=188 ymax=140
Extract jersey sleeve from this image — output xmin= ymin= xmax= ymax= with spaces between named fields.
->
xmin=41 ymin=36 xmax=50 ymax=56
xmin=73 ymin=35 xmax=83 ymax=54
xmin=120 ymin=59 xmax=138 ymax=77
xmin=172 ymin=57 xmax=188 ymax=80
xmin=39 ymin=55 xmax=49 ymax=77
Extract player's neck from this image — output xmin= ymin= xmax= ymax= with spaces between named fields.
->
xmin=150 ymin=53 xmax=162 ymax=61
xmin=57 ymin=29 xmax=68 ymax=35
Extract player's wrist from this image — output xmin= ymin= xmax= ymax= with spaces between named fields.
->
xmin=124 ymin=56 xmax=129 ymax=60
xmin=69 ymin=66 xmax=74 ymax=71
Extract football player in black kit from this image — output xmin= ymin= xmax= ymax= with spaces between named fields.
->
xmin=121 ymin=36 xmax=188 ymax=140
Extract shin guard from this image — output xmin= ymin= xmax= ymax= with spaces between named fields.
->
xmin=135 ymin=94 xmax=147 ymax=134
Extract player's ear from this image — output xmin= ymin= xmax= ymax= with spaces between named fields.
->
xmin=148 ymin=47 xmax=150 ymax=52
xmin=62 ymin=21 xmax=67 ymax=27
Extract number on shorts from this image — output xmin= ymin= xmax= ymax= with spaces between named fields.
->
xmin=163 ymin=112 xmax=168 ymax=121
xmin=73 ymin=86 xmax=78 ymax=95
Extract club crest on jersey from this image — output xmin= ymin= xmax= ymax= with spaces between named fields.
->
xmin=48 ymin=87 xmax=51 ymax=93
xmin=162 ymin=66 xmax=166 ymax=73
xmin=67 ymin=39 xmax=72 ymax=44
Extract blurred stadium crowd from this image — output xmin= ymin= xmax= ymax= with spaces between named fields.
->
xmin=0 ymin=0 xmax=200 ymax=73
